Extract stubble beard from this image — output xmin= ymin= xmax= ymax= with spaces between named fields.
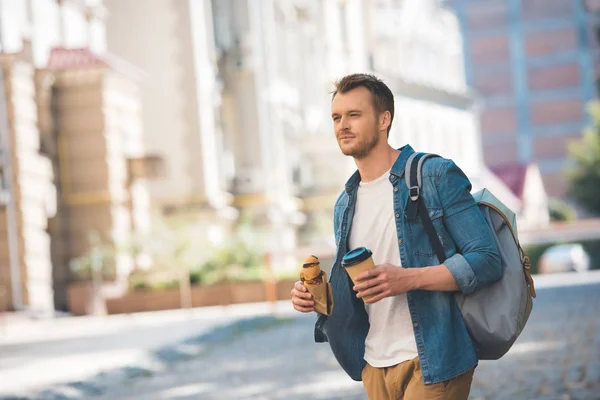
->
xmin=342 ymin=130 xmax=380 ymax=160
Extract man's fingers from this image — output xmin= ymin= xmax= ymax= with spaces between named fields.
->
xmin=294 ymin=281 xmax=308 ymax=292
xmin=292 ymin=297 xmax=315 ymax=308
xmin=291 ymin=288 xmax=312 ymax=300
xmin=356 ymin=285 xmax=384 ymax=299
xmin=294 ymin=304 xmax=315 ymax=313
xmin=355 ymin=267 xmax=381 ymax=282
xmin=353 ymin=277 xmax=379 ymax=292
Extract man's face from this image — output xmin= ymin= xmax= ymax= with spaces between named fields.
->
xmin=331 ymin=87 xmax=383 ymax=159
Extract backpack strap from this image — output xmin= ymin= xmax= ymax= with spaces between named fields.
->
xmin=404 ymin=152 xmax=446 ymax=263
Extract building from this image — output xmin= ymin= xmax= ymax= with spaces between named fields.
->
xmin=490 ymin=163 xmax=550 ymax=230
xmin=104 ymin=0 xmax=550 ymax=275
xmin=448 ymin=0 xmax=598 ymax=197
xmin=371 ymin=0 xmax=483 ymax=184
xmin=0 ymin=0 xmax=151 ymax=312
xmin=372 ymin=0 xmax=549 ymax=230
xmin=0 ymin=0 xmax=553 ymax=315
xmin=103 ymin=0 xmax=369 ymax=273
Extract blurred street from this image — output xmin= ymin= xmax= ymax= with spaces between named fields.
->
xmin=2 ymin=271 xmax=599 ymax=400
xmin=1 ymin=1 xmax=600 ymax=399
xmin=0 ymin=302 xmax=296 ymax=397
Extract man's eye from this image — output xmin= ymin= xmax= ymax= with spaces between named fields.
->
xmin=350 ymin=113 xmax=359 ymax=117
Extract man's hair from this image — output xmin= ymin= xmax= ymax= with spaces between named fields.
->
xmin=332 ymin=73 xmax=395 ymax=137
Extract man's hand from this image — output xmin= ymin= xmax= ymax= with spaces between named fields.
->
xmin=291 ymin=281 xmax=315 ymax=313
xmin=353 ymin=263 xmax=419 ymax=304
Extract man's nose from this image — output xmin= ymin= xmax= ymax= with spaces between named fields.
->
xmin=339 ymin=116 xmax=350 ymax=130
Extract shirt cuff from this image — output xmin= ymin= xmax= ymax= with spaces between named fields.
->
xmin=444 ymin=253 xmax=477 ymax=295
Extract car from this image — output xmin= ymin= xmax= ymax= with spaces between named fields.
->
xmin=538 ymin=244 xmax=591 ymax=274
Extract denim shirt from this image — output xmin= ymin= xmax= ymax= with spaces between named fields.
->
xmin=314 ymin=145 xmax=502 ymax=385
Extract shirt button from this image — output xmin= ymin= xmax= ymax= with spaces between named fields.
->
xmin=419 ymin=347 xmax=423 ymax=352
xmin=395 ymin=213 xmax=400 ymax=218
xmin=398 ymin=239 xmax=403 ymax=244
xmin=394 ymin=187 xmax=398 ymax=192
xmin=414 ymin=322 xmax=418 ymax=327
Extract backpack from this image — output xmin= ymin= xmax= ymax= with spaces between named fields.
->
xmin=405 ymin=152 xmax=536 ymax=360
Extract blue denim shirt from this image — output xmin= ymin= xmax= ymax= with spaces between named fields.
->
xmin=314 ymin=145 xmax=502 ymax=385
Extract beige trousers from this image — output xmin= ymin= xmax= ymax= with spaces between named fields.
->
xmin=362 ymin=356 xmax=474 ymax=400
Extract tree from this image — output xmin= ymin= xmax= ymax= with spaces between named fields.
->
xmin=69 ymin=231 xmax=117 ymax=315
xmin=138 ymin=216 xmax=212 ymax=309
xmin=548 ymin=199 xmax=577 ymax=222
xmin=568 ymin=101 xmax=600 ymax=216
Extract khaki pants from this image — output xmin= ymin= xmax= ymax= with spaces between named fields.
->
xmin=362 ymin=357 xmax=474 ymax=400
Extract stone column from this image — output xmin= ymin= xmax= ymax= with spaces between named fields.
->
xmin=50 ymin=65 xmax=133 ymax=284
xmin=0 ymin=53 xmax=55 ymax=313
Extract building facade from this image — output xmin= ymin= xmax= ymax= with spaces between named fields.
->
xmin=0 ymin=0 xmax=151 ymax=312
xmin=448 ymin=0 xmax=599 ymax=197
xmin=104 ymin=0 xmax=548 ymax=277
xmin=0 ymin=0 xmax=553 ymax=314
xmin=104 ymin=0 xmax=367 ymax=272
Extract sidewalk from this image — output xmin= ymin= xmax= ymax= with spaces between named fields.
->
xmin=0 ymin=301 xmax=296 ymax=398
xmin=2 ymin=270 xmax=600 ymax=399
xmin=91 ymin=272 xmax=600 ymax=399
xmin=0 ymin=300 xmax=292 ymax=346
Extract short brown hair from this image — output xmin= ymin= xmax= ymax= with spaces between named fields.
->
xmin=332 ymin=73 xmax=395 ymax=136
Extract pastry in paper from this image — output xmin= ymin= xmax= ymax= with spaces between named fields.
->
xmin=300 ymin=255 xmax=334 ymax=316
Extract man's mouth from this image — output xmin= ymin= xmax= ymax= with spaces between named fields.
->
xmin=339 ymin=135 xmax=355 ymax=140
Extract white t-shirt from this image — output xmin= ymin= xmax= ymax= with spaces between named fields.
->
xmin=348 ymin=169 xmax=418 ymax=367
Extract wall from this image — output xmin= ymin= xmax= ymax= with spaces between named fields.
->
xmin=0 ymin=58 xmax=54 ymax=312
xmin=449 ymin=0 xmax=597 ymax=197
xmin=104 ymin=0 xmax=208 ymax=209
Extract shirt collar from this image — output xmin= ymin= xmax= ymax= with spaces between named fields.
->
xmin=344 ymin=144 xmax=415 ymax=192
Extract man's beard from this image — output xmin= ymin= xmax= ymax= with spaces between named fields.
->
xmin=341 ymin=131 xmax=380 ymax=159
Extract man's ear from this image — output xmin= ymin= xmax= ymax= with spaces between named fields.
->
xmin=380 ymin=111 xmax=391 ymax=133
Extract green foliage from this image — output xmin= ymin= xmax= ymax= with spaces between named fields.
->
xmin=581 ymin=241 xmax=600 ymax=270
xmin=69 ymin=231 xmax=117 ymax=282
xmin=194 ymin=226 xmax=265 ymax=285
xmin=127 ymin=211 xmax=267 ymax=291
xmin=523 ymin=239 xmax=600 ymax=274
xmin=568 ymin=101 xmax=600 ymax=216
xmin=522 ymin=244 xmax=553 ymax=275
xmin=548 ymin=199 xmax=577 ymax=222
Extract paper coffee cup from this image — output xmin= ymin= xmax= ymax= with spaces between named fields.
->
xmin=342 ymin=247 xmax=375 ymax=300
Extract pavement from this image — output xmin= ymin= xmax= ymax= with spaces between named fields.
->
xmin=2 ymin=270 xmax=600 ymax=400
xmin=0 ymin=302 xmax=295 ymax=398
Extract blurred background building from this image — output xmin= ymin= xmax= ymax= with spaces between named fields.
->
xmin=448 ymin=0 xmax=598 ymax=197
xmin=5 ymin=0 xmax=600 ymax=315
xmin=0 ymin=0 xmax=153 ymax=313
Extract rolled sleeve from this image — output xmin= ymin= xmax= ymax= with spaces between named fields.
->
xmin=437 ymin=160 xmax=502 ymax=294
xmin=444 ymin=253 xmax=478 ymax=295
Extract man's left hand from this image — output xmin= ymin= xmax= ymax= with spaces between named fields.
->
xmin=353 ymin=263 xmax=418 ymax=304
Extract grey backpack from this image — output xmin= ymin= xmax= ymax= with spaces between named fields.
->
xmin=405 ymin=153 xmax=536 ymax=360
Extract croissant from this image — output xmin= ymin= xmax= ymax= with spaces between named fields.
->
xmin=299 ymin=255 xmax=333 ymax=316
xmin=301 ymin=255 xmax=323 ymax=284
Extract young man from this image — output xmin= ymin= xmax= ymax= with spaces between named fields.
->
xmin=291 ymin=73 xmax=502 ymax=399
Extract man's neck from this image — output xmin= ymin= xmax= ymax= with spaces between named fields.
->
xmin=355 ymin=144 xmax=401 ymax=183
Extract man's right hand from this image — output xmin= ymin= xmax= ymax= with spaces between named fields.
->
xmin=291 ymin=281 xmax=315 ymax=313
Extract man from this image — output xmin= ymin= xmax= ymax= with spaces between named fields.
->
xmin=291 ymin=73 xmax=502 ymax=399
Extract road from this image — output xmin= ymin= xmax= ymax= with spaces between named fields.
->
xmin=2 ymin=271 xmax=600 ymax=400
xmin=0 ymin=302 xmax=295 ymax=397
xmin=96 ymin=271 xmax=600 ymax=400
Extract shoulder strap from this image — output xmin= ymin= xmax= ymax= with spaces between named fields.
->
xmin=405 ymin=153 xmax=438 ymax=201
xmin=404 ymin=153 xmax=445 ymax=263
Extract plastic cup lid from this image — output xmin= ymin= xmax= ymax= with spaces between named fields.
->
xmin=342 ymin=246 xmax=373 ymax=267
